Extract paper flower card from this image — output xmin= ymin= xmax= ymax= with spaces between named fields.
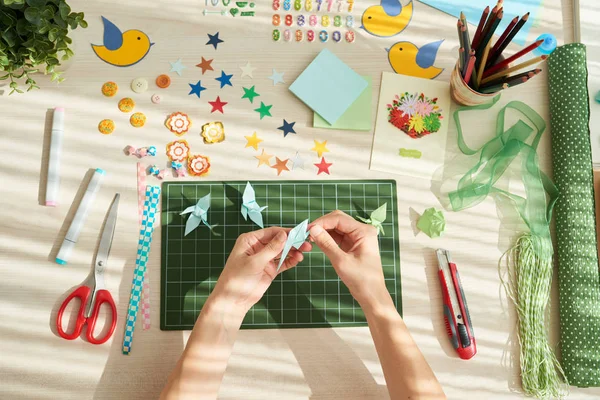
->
xmin=370 ymin=72 xmax=451 ymax=180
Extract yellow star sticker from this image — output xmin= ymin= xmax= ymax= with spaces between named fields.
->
xmin=311 ymin=140 xmax=330 ymax=158
xmin=254 ymin=149 xmax=273 ymax=167
xmin=244 ymin=132 xmax=263 ymax=150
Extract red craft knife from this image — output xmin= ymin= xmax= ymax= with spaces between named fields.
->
xmin=436 ymin=249 xmax=476 ymax=360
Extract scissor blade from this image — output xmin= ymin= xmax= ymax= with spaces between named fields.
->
xmin=95 ymin=193 xmax=120 ymax=268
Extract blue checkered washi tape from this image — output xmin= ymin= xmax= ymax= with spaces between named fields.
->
xmin=122 ymin=185 xmax=160 ymax=355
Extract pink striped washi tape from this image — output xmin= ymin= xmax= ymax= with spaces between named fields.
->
xmin=137 ymin=163 xmax=151 ymax=330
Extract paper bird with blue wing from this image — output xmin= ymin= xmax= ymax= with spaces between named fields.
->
xmin=92 ymin=16 xmax=154 ymax=67
xmin=277 ymin=219 xmax=310 ymax=272
xmin=180 ymin=194 xmax=220 ymax=237
xmin=241 ymin=182 xmax=268 ymax=228
xmin=388 ymin=40 xmax=444 ymax=79
xmin=356 ymin=203 xmax=387 ymax=236
xmin=362 ymin=0 xmax=414 ymax=37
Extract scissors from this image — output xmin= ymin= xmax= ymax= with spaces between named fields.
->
xmin=56 ymin=193 xmax=119 ymax=344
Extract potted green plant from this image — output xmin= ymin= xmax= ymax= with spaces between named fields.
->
xmin=0 ymin=0 xmax=87 ymax=94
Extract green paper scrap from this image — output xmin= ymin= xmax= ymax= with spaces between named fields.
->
xmin=313 ymin=76 xmax=372 ymax=131
xmin=289 ymin=49 xmax=368 ymax=125
xmin=549 ymin=43 xmax=600 ymax=388
xmin=416 ymin=207 xmax=445 ymax=238
xmin=399 ymin=148 xmax=422 ymax=159
xmin=356 ymin=203 xmax=387 ymax=235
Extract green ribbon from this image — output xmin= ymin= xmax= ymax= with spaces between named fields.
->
xmin=450 ymin=98 xmax=558 ymax=245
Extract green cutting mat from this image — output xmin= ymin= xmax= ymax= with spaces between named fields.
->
xmin=160 ymin=180 xmax=401 ymax=330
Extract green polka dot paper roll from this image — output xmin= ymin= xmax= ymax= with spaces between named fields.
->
xmin=548 ymin=43 xmax=600 ymax=388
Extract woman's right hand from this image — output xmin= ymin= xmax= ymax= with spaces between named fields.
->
xmin=309 ymin=211 xmax=393 ymax=311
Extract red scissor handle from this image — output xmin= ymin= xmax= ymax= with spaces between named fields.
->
xmin=56 ymin=286 xmax=91 ymax=340
xmin=85 ymin=289 xmax=117 ymax=345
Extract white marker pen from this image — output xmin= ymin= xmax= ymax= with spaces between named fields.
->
xmin=45 ymin=107 xmax=65 ymax=206
xmin=55 ymin=168 xmax=105 ymax=265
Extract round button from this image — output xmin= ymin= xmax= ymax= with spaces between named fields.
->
xmin=131 ymin=78 xmax=148 ymax=93
xmin=156 ymin=74 xmax=171 ymax=88
xmin=151 ymin=94 xmax=161 ymax=104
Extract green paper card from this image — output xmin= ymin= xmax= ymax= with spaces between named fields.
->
xmin=313 ymin=77 xmax=372 ymax=131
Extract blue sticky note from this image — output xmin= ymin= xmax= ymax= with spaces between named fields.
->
xmin=419 ymin=0 xmax=542 ymax=46
xmin=289 ymin=49 xmax=368 ymax=125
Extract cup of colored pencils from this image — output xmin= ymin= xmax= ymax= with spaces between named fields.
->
xmin=450 ymin=1 xmax=546 ymax=106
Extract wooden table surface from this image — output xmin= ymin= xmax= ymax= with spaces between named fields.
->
xmin=2 ymin=0 xmax=599 ymax=398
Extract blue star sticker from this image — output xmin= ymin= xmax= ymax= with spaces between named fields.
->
xmin=206 ymin=32 xmax=224 ymax=49
xmin=189 ymin=81 xmax=206 ymax=98
xmin=277 ymin=119 xmax=296 ymax=137
xmin=215 ymin=70 xmax=233 ymax=88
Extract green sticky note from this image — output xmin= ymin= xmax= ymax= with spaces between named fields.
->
xmin=313 ymin=77 xmax=372 ymax=131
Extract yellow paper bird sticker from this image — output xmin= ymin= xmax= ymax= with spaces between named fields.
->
xmin=361 ymin=0 xmax=414 ymax=37
xmin=92 ymin=17 xmax=154 ymax=67
xmin=388 ymin=40 xmax=444 ymax=79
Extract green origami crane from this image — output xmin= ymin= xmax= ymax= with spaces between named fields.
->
xmin=356 ymin=203 xmax=387 ymax=235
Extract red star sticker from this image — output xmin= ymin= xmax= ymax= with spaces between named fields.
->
xmin=271 ymin=157 xmax=290 ymax=176
xmin=314 ymin=157 xmax=332 ymax=175
xmin=196 ymin=57 xmax=214 ymax=74
xmin=208 ymin=96 xmax=228 ymax=113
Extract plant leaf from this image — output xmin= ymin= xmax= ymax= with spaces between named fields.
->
xmin=58 ymin=1 xmax=70 ymax=19
xmin=79 ymin=20 xmax=87 ymax=29
xmin=26 ymin=0 xmax=47 ymax=6
xmin=24 ymin=7 xmax=41 ymax=25
xmin=0 ymin=74 xmax=9 ymax=80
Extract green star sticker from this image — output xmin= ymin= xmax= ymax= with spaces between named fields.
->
xmin=241 ymin=85 xmax=260 ymax=103
xmin=254 ymin=102 xmax=272 ymax=119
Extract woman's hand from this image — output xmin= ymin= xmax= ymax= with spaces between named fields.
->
xmin=309 ymin=211 xmax=392 ymax=311
xmin=209 ymin=227 xmax=312 ymax=314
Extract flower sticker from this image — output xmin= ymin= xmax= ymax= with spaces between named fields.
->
xmin=388 ymin=92 xmax=443 ymax=139
xmin=166 ymin=140 xmax=190 ymax=162
xmin=165 ymin=112 xmax=192 ymax=136
xmin=188 ymin=154 xmax=211 ymax=176
xmin=201 ymin=121 xmax=225 ymax=144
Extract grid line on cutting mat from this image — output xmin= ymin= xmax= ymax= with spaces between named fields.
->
xmin=161 ymin=180 xmax=401 ymax=330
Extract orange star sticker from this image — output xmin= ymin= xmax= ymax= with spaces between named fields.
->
xmin=196 ymin=57 xmax=214 ymax=74
xmin=245 ymin=132 xmax=263 ymax=150
xmin=314 ymin=157 xmax=332 ymax=175
xmin=254 ymin=149 xmax=273 ymax=167
xmin=271 ymin=157 xmax=290 ymax=175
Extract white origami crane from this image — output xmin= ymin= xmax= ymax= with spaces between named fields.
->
xmin=241 ymin=182 xmax=268 ymax=228
xmin=180 ymin=194 xmax=220 ymax=236
xmin=277 ymin=219 xmax=310 ymax=272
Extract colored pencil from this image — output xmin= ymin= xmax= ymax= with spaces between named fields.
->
xmin=480 ymin=82 xmax=509 ymax=94
xmin=476 ymin=10 xmax=503 ymax=67
xmin=478 ymin=5 xmax=499 ymax=52
xmin=481 ymin=55 xmax=547 ymax=84
xmin=487 ymin=16 xmax=519 ymax=66
xmin=460 ymin=12 xmax=471 ymax=55
xmin=488 ymin=12 xmax=530 ymax=65
xmin=457 ymin=20 xmax=465 ymax=70
xmin=484 ymin=39 xmax=544 ymax=78
xmin=476 ymin=40 xmax=492 ymax=88
xmin=471 ymin=6 xmax=490 ymax=49
xmin=458 ymin=47 xmax=465 ymax=70
xmin=461 ymin=25 xmax=470 ymax=68
xmin=481 ymin=68 xmax=539 ymax=88
xmin=464 ymin=52 xmax=476 ymax=85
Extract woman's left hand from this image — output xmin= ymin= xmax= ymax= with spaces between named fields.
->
xmin=209 ymin=227 xmax=312 ymax=314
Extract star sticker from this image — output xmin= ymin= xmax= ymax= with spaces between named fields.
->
xmin=241 ymin=86 xmax=260 ymax=103
xmin=268 ymin=69 xmax=285 ymax=85
xmin=208 ymin=96 xmax=228 ymax=113
xmin=206 ymin=32 xmax=224 ymax=49
xmin=240 ymin=62 xmax=256 ymax=78
xmin=315 ymin=157 xmax=333 ymax=175
xmin=215 ymin=70 xmax=233 ymax=88
xmin=188 ymin=80 xmax=207 ymax=98
xmin=278 ymin=119 xmax=296 ymax=137
xmin=255 ymin=149 xmax=273 ymax=167
xmin=245 ymin=132 xmax=263 ymax=150
xmin=271 ymin=157 xmax=290 ymax=176
xmin=196 ymin=57 xmax=214 ymax=74
xmin=311 ymin=140 xmax=330 ymax=158
xmin=292 ymin=151 xmax=305 ymax=170
xmin=169 ymin=59 xmax=187 ymax=76
xmin=254 ymin=102 xmax=272 ymax=119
